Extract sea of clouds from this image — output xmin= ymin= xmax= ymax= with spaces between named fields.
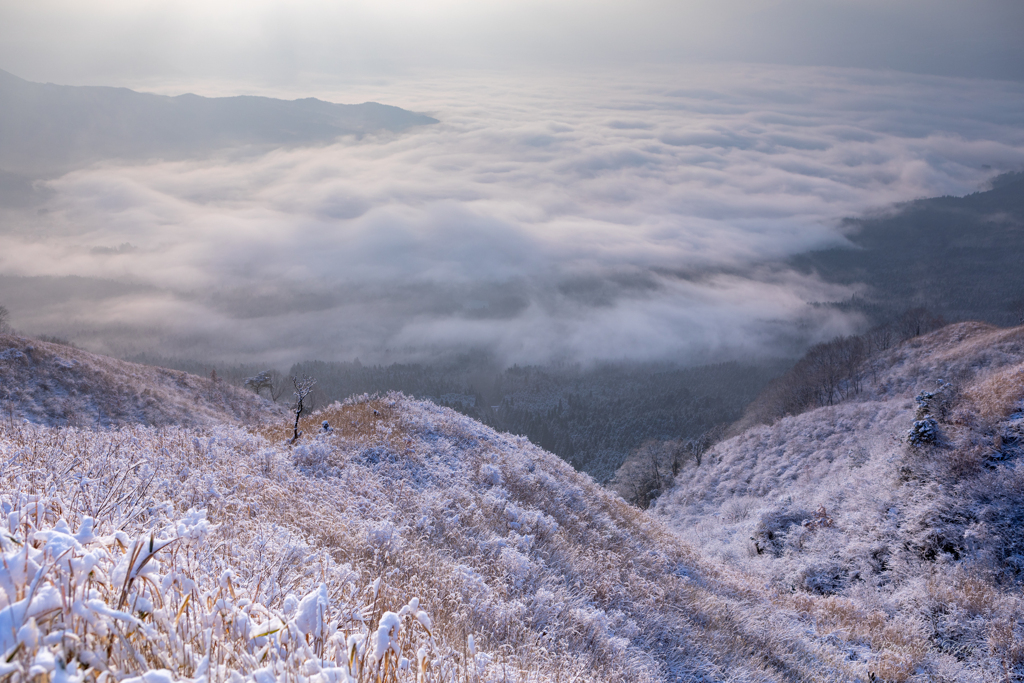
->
xmin=2 ymin=64 xmax=1023 ymax=367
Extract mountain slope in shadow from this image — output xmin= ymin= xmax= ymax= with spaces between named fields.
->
xmin=790 ymin=171 xmax=1024 ymax=327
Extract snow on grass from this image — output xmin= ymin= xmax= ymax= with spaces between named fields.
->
xmin=0 ymin=439 xmax=441 ymax=682
xmin=0 ymin=386 xmax=882 ymax=681
xmin=656 ymin=323 xmax=1024 ymax=681
xmin=0 ymin=334 xmax=278 ymax=429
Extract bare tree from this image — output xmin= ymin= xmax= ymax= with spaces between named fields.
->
xmin=289 ymin=376 xmax=317 ymax=443
xmin=865 ymin=323 xmax=896 ymax=354
xmin=684 ymin=425 xmax=722 ymax=467
xmin=897 ymin=307 xmax=944 ymax=341
xmin=1011 ymin=298 xmax=1024 ymax=326
xmin=267 ymin=370 xmax=286 ymax=402
xmin=0 ymin=305 xmax=9 ymax=334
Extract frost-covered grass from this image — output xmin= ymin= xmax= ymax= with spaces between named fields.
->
xmin=0 ymin=334 xmax=276 ymax=428
xmin=656 ymin=323 xmax=1024 ymax=681
xmin=0 ymin=384 xmax=890 ymax=682
xmin=0 ymin=425 xmax=447 ymax=683
xmin=14 ymin=326 xmax=1022 ymax=681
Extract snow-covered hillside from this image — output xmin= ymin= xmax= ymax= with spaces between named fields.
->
xmin=0 ymin=334 xmax=277 ymax=427
xmin=4 ymin=327 xmax=1021 ymax=681
xmin=1 ymin=336 xmax=912 ymax=682
xmin=656 ymin=322 xmax=1024 ymax=681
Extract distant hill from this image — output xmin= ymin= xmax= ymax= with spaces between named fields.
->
xmin=0 ymin=333 xmax=280 ymax=426
xmin=0 ymin=68 xmax=438 ymax=177
xmin=790 ymin=171 xmax=1024 ymax=327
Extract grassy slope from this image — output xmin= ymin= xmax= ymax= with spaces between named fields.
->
xmin=6 ymin=332 xmax=1013 ymax=680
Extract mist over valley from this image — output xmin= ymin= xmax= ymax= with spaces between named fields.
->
xmin=3 ymin=64 xmax=1022 ymax=485
xmin=2 ymin=67 xmax=1022 ymax=370
xmin=2 ymin=2 xmax=1024 ymax=678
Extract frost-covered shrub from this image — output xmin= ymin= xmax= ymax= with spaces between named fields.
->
xmin=906 ymin=380 xmax=956 ymax=447
xmin=795 ymin=559 xmax=849 ymax=595
xmin=479 ymin=463 xmax=503 ymax=486
xmin=751 ymin=506 xmax=811 ymax=557
xmin=497 ymin=547 xmax=534 ymax=588
xmin=914 ymin=379 xmax=956 ymax=421
xmin=907 ymin=417 xmax=939 ymax=446
xmin=609 ymin=439 xmax=693 ymax=508
xmin=291 ymin=440 xmax=335 ymax=468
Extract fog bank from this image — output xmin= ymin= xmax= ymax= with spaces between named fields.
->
xmin=2 ymin=66 xmax=1023 ymax=367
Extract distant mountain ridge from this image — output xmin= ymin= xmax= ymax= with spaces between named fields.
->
xmin=0 ymin=68 xmax=438 ymax=176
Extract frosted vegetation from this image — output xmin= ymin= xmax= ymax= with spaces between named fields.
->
xmin=288 ymin=358 xmax=784 ymax=483
xmin=1 ymin=339 xmax=943 ymax=681
xmin=2 ymin=325 xmax=1023 ymax=681
xmin=0 ymin=334 xmax=273 ymax=428
xmin=130 ymin=354 xmax=784 ymax=485
xmin=655 ymin=322 xmax=1024 ymax=681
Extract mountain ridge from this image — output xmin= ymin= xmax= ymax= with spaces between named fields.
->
xmin=0 ymin=68 xmax=438 ymax=177
xmin=789 ymin=173 xmax=1024 ymax=328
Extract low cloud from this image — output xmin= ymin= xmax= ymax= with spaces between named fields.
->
xmin=2 ymin=65 xmax=1023 ymax=367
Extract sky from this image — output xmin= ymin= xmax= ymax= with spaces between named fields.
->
xmin=1 ymin=0 xmax=1023 ymax=84
xmin=1 ymin=1 xmax=1023 ymax=368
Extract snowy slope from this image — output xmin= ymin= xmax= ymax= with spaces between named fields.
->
xmin=0 ymin=334 xmax=279 ymax=427
xmin=656 ymin=322 xmax=1024 ymax=681
xmin=7 ymin=326 xmax=1020 ymax=681
xmin=0 ymin=385 xmax=908 ymax=682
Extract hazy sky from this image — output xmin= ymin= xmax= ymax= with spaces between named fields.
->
xmin=1 ymin=0 xmax=1022 ymax=86
xmin=1 ymin=2 xmax=1023 ymax=368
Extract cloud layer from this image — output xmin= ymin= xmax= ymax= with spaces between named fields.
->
xmin=2 ymin=65 xmax=1023 ymax=366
